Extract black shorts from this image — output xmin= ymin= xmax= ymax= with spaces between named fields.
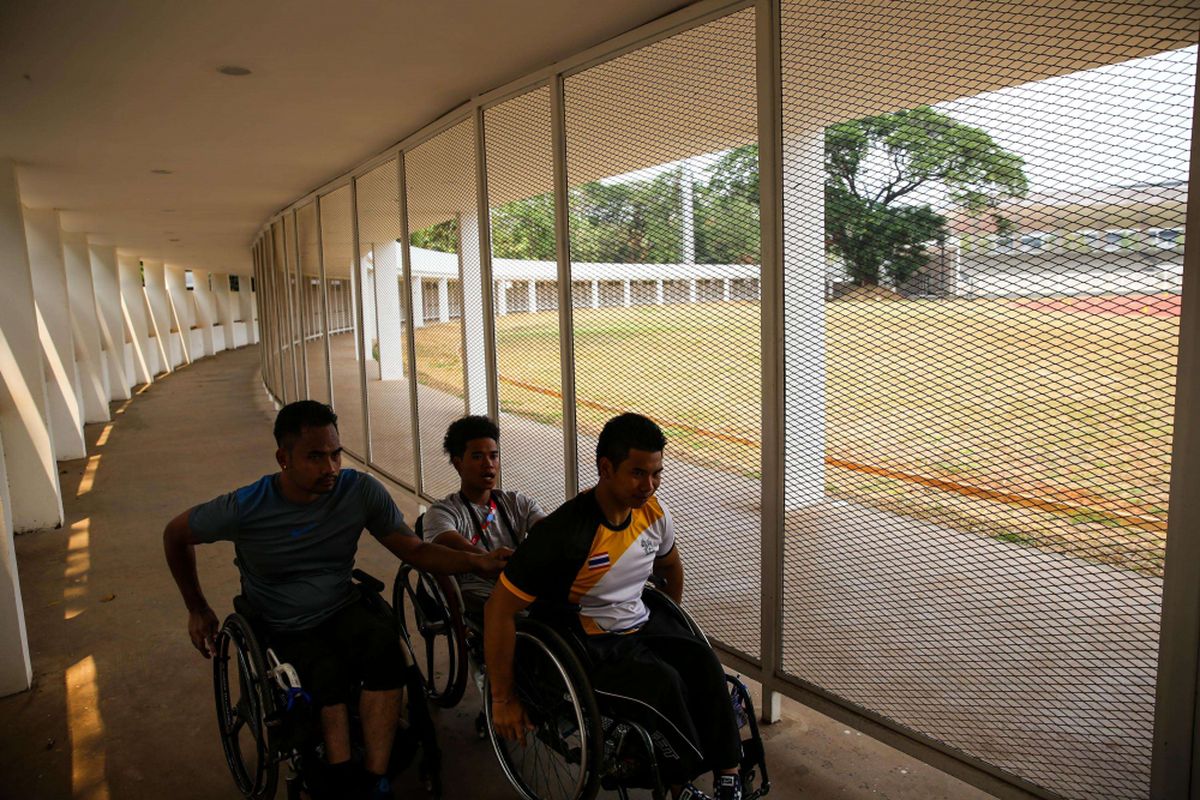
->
xmin=268 ymin=595 xmax=405 ymax=708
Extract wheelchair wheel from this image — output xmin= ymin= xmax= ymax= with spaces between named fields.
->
xmin=213 ymin=613 xmax=279 ymax=800
xmin=393 ymin=564 xmax=468 ymax=708
xmin=485 ymin=619 xmax=603 ymax=800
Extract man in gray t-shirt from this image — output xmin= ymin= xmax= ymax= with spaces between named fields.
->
xmin=163 ymin=401 xmax=509 ymax=799
xmin=422 ymin=415 xmax=545 ymax=615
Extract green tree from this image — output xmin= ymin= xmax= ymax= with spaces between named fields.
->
xmin=695 ymin=145 xmax=760 ymax=264
xmin=570 ymin=173 xmax=682 ymax=263
xmin=490 ymin=193 xmax=557 ymax=260
xmin=826 ymin=105 xmax=1027 ymax=286
xmin=410 ymin=218 xmax=458 ymax=253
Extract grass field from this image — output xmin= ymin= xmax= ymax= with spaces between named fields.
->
xmin=411 ymin=298 xmax=1178 ymax=575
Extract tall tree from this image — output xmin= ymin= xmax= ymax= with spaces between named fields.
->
xmin=410 ymin=218 xmax=458 ymax=253
xmin=826 ymin=105 xmax=1027 ymax=286
xmin=696 ymin=145 xmax=760 ymax=265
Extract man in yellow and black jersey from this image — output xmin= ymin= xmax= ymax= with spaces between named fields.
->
xmin=485 ymin=413 xmax=743 ymax=800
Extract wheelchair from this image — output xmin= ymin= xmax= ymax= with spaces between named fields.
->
xmin=394 ymin=526 xmax=770 ymax=800
xmin=212 ymin=569 xmax=443 ymax=799
xmin=391 ymin=516 xmax=471 ymax=709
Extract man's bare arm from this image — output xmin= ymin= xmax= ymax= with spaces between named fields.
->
xmin=163 ymin=509 xmax=220 ymax=658
xmin=651 ymin=545 xmax=684 ymax=604
xmin=430 ymin=529 xmax=486 ymax=554
xmin=484 ymin=581 xmax=535 ymax=742
xmin=378 ymin=531 xmax=509 ymax=576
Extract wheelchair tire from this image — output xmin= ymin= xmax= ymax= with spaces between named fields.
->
xmin=392 ymin=564 xmax=469 ymax=708
xmin=485 ymin=619 xmax=603 ymax=800
xmin=213 ymin=613 xmax=279 ymax=800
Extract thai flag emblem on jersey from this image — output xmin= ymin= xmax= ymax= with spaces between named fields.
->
xmin=587 ymin=552 xmax=611 ymax=570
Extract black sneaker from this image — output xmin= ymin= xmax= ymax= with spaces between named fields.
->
xmin=714 ymin=774 xmax=743 ymax=800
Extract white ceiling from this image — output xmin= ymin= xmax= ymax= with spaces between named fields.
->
xmin=0 ymin=0 xmax=689 ymax=274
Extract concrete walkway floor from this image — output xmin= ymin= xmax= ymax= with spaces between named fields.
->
xmin=0 ymin=344 xmax=992 ymax=800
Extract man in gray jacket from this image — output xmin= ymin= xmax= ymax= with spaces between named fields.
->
xmin=422 ymin=415 xmax=545 ymax=616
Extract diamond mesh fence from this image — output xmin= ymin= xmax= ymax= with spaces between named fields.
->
xmin=297 ymin=201 xmax=329 ymax=406
xmin=277 ymin=217 xmax=298 ymax=402
xmin=252 ymin=241 xmax=275 ymax=398
xmin=405 ymin=119 xmax=478 ymax=499
xmin=484 ymin=86 xmax=567 ymax=512
xmin=283 ymin=211 xmax=305 ymax=399
xmin=270 ymin=221 xmax=290 ymax=402
xmin=319 ymin=184 xmax=366 ymax=458
xmin=563 ymin=7 xmax=761 ymax=660
xmin=246 ymin=3 xmax=1200 ymax=795
xmin=779 ymin=2 xmax=1196 ymax=797
xmin=357 ymin=158 xmax=416 ymax=488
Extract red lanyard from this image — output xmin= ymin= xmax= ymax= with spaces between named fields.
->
xmin=462 ymin=494 xmax=499 ymax=547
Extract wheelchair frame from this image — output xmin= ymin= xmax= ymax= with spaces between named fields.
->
xmin=211 ymin=569 xmax=444 ymax=800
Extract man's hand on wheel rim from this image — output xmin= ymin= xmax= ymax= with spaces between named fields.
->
xmin=492 ymin=695 xmax=534 ymax=746
xmin=189 ymin=607 xmax=219 ymax=658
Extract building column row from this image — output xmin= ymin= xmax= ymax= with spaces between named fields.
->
xmin=0 ymin=158 xmax=259 ymax=697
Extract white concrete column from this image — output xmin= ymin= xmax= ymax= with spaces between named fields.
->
xmin=89 ymin=245 xmax=130 ymax=401
xmin=349 ymin=272 xmax=361 ymax=361
xmin=458 ymin=212 xmax=488 ymax=415
xmin=591 ymin=280 xmax=600 ymax=309
xmin=0 ymin=431 xmax=32 ymax=696
xmin=497 ymin=281 xmax=508 ymax=316
xmin=655 ymin=279 xmax=665 ymax=305
xmin=24 ymin=206 xmax=86 ymax=460
xmin=623 ymin=279 xmax=632 ymax=308
xmin=437 ymin=278 xmax=450 ymax=324
xmin=410 ymin=277 xmax=424 ymax=329
xmin=237 ymin=273 xmax=258 ymax=344
xmin=689 ymin=278 xmax=698 ymax=303
xmin=527 ymin=279 xmax=538 ymax=314
xmin=361 ymin=248 xmax=380 ymax=380
xmin=118 ymin=253 xmax=155 ymax=383
xmin=202 ymin=272 xmax=225 ymax=352
xmin=191 ymin=268 xmax=218 ymax=356
xmin=142 ymin=260 xmax=174 ymax=372
xmin=783 ymin=128 xmax=827 ymax=508
xmin=681 ymin=160 xmax=695 ymax=267
xmin=373 ymin=242 xmax=405 ymax=380
xmin=164 ymin=264 xmax=192 ymax=365
xmin=0 ymin=163 xmax=63 ymax=533
xmin=63 ymin=232 xmax=109 ymax=422
xmin=723 ymin=277 xmax=732 ymax=302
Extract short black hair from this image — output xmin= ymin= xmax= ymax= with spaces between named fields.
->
xmin=443 ymin=415 xmax=500 ymax=460
xmin=596 ymin=413 xmax=665 ymax=470
xmin=274 ymin=401 xmax=338 ymax=448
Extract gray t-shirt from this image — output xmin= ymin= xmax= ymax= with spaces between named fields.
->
xmin=189 ymin=468 xmax=409 ymax=631
xmin=423 ymin=489 xmax=543 ymax=598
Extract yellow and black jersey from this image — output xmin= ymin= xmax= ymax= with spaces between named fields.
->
xmin=499 ymin=489 xmax=675 ymax=635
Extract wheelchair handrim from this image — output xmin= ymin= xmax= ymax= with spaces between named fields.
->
xmin=393 ymin=564 xmax=468 ymax=707
xmin=213 ymin=618 xmax=278 ymax=799
xmin=485 ymin=630 xmax=596 ymax=800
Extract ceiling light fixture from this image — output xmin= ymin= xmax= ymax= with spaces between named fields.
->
xmin=151 ymin=168 xmax=173 ymax=175
xmin=168 ymin=238 xmax=181 ymax=242
xmin=217 ymin=65 xmax=251 ymax=76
